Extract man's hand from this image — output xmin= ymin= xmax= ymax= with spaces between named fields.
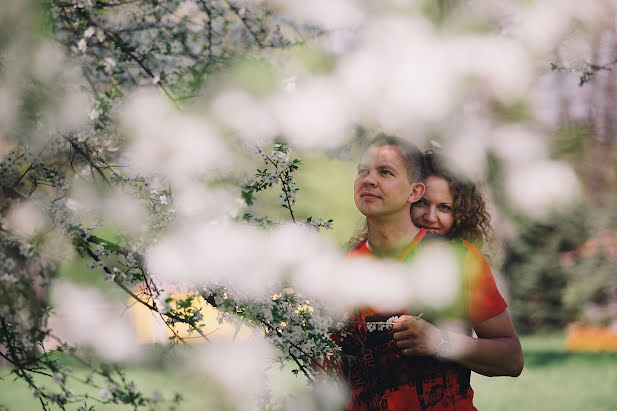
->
xmin=392 ymin=315 xmax=440 ymax=357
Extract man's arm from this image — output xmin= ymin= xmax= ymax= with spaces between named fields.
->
xmin=393 ymin=310 xmax=524 ymax=377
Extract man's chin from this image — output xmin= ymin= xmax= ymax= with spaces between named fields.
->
xmin=356 ymin=206 xmax=379 ymax=217
xmin=357 ymin=206 xmax=389 ymax=218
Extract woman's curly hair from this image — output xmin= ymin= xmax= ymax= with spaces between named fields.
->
xmin=421 ymin=151 xmax=493 ymax=246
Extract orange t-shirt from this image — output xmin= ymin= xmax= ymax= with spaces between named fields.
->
xmin=337 ymin=229 xmax=507 ymax=411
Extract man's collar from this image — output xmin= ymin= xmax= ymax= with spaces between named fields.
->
xmin=363 ymin=228 xmax=427 ymax=260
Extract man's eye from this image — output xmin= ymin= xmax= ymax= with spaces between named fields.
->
xmin=358 ymin=168 xmax=368 ymax=174
xmin=381 ymin=170 xmax=393 ymax=176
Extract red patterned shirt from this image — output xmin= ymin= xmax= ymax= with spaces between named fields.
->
xmin=336 ymin=229 xmax=507 ymax=410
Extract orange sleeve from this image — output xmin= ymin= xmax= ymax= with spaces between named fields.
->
xmin=462 ymin=241 xmax=507 ymax=324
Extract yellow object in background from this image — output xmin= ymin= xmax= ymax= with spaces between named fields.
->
xmin=566 ymin=324 xmax=617 ymax=352
xmin=129 ymin=287 xmax=253 ymax=344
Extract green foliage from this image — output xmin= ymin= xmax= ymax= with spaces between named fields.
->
xmin=563 ymin=250 xmax=617 ymax=326
xmin=228 ymin=58 xmax=279 ymax=96
xmin=502 ymin=209 xmax=590 ymax=333
xmin=289 ymin=45 xmax=337 ymax=74
xmin=552 ymin=122 xmax=589 ymax=162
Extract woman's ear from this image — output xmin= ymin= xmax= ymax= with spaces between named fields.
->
xmin=408 ymin=182 xmax=425 ymax=204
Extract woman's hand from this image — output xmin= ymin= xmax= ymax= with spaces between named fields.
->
xmin=392 ymin=315 xmax=440 ymax=357
xmin=395 ymin=311 xmax=524 ymax=376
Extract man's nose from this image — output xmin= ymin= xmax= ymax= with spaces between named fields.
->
xmin=363 ymin=171 xmax=377 ymax=186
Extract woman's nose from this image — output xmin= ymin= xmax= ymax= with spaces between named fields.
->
xmin=425 ymin=207 xmax=437 ymax=222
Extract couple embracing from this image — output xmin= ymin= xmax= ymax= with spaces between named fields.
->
xmin=334 ymin=134 xmax=524 ymax=411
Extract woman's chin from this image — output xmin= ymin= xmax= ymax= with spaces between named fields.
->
xmin=421 ymin=227 xmax=446 ymax=235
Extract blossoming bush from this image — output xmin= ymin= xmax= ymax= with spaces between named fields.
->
xmin=3 ymin=0 xmax=617 ymax=409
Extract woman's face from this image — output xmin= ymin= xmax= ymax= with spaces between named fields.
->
xmin=411 ymin=176 xmax=454 ymax=235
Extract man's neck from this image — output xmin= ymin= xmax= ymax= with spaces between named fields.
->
xmin=366 ymin=214 xmax=420 ymax=259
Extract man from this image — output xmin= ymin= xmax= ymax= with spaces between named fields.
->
xmin=337 ymin=134 xmax=523 ymax=410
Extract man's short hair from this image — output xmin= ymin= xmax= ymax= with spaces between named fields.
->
xmin=366 ymin=133 xmax=425 ymax=183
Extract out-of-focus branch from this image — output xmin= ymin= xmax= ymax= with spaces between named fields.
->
xmin=62 ymin=135 xmax=110 ymax=184
xmin=223 ymin=0 xmax=265 ymax=48
xmin=82 ymin=243 xmax=211 ymax=343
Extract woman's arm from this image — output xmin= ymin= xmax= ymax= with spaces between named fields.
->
xmin=393 ymin=310 xmax=524 ymax=377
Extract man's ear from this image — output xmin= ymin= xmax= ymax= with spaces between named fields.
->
xmin=408 ymin=182 xmax=425 ymax=204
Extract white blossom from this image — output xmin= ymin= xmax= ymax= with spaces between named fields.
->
xmin=83 ymin=27 xmax=95 ymax=38
xmin=99 ymin=388 xmax=112 ymax=401
xmin=77 ymin=38 xmax=87 ymax=53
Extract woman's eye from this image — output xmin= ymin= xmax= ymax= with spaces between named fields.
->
xmin=439 ymin=204 xmax=452 ymax=211
xmin=415 ymin=199 xmax=427 ymax=207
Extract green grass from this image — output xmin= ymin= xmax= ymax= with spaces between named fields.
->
xmin=0 ymin=360 xmax=235 ymax=411
xmin=472 ymin=334 xmax=617 ymax=410
xmin=2 ymin=334 xmax=617 ymax=410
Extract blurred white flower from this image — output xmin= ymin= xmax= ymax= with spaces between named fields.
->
xmin=173 ymin=186 xmax=235 ymax=220
xmin=33 ymin=43 xmax=66 ymax=83
xmin=6 ymin=201 xmax=48 ymax=237
xmin=147 ymin=222 xmax=339 ymax=300
xmin=283 ymin=76 xmax=296 ymax=93
xmin=121 ymin=90 xmax=231 ymax=187
xmin=83 ymin=27 xmax=95 ymax=38
xmin=186 ymin=337 xmax=274 ymax=408
xmin=282 ymin=378 xmax=347 ymax=411
xmin=293 ymin=256 xmax=414 ymax=312
xmin=510 ymin=1 xmax=602 ymax=55
xmin=443 ymin=121 xmax=491 ymax=182
xmin=0 ymin=86 xmax=17 ymax=134
xmin=211 ymin=90 xmax=277 ymax=145
xmin=269 ymin=0 xmax=366 ymax=30
xmin=99 ymin=388 xmax=112 ymax=401
xmin=406 ymin=245 xmax=461 ymax=309
xmin=88 ymin=108 xmax=99 ymax=120
xmin=103 ymin=57 xmax=116 ymax=73
xmin=270 ymin=77 xmax=351 ymax=149
xmin=491 ymin=126 xmax=549 ymax=166
xmin=102 ymin=190 xmax=147 ymax=234
xmin=505 ymin=160 xmax=581 ymax=219
xmin=50 ymin=282 xmax=139 ymax=362
xmin=77 ymin=38 xmax=87 ymax=53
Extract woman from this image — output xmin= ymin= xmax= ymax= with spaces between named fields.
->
xmin=338 ymin=140 xmax=523 ymax=411
xmin=410 ymin=150 xmax=492 ymax=245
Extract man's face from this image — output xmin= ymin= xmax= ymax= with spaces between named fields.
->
xmin=354 ymin=145 xmax=424 ymax=218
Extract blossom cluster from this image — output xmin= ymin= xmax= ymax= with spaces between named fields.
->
xmin=305 ymin=216 xmax=334 ymax=231
xmin=208 ymin=285 xmax=345 ymax=380
xmin=1 ymin=1 xmax=329 ymax=409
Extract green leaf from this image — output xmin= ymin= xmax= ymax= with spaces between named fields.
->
xmin=241 ymin=189 xmax=254 ymax=206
